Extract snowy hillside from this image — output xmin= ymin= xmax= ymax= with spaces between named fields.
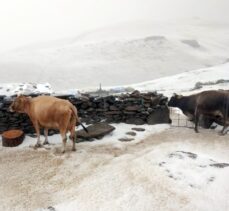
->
xmin=0 ymin=61 xmax=229 ymax=210
xmin=0 ymin=21 xmax=229 ymax=91
xmin=125 ymin=62 xmax=229 ymax=96
xmin=0 ymin=20 xmax=229 ymax=211
xmin=1 ymin=62 xmax=228 ymax=97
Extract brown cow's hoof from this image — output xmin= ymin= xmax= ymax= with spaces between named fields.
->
xmin=34 ymin=143 xmax=42 ymax=149
xmin=72 ymin=148 xmax=76 ymax=152
xmin=43 ymin=140 xmax=50 ymax=145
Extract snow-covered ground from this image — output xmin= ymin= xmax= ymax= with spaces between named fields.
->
xmin=0 ymin=63 xmax=229 ymax=210
xmin=0 ymin=19 xmax=229 ymax=211
xmin=0 ymin=124 xmax=229 ymax=211
xmin=0 ymin=83 xmax=53 ymax=96
xmin=0 ymin=20 xmax=229 ymax=91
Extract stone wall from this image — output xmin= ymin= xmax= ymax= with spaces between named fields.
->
xmin=0 ymin=90 xmax=171 ymax=135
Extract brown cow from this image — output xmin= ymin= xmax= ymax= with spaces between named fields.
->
xmin=9 ymin=95 xmax=88 ymax=153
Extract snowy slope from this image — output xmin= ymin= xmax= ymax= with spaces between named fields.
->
xmin=0 ymin=65 xmax=229 ymax=211
xmin=0 ymin=64 xmax=229 ymax=211
xmin=125 ymin=62 xmax=229 ymax=96
xmin=0 ymin=20 xmax=229 ymax=211
xmin=0 ymin=21 xmax=229 ymax=91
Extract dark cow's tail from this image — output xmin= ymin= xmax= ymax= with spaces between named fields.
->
xmin=70 ymin=105 xmax=88 ymax=133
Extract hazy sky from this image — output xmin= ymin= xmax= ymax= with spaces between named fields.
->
xmin=0 ymin=0 xmax=228 ymax=52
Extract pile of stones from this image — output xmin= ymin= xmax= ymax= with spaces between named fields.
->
xmin=0 ymin=90 xmax=171 ymax=135
xmin=73 ymin=90 xmax=171 ymax=125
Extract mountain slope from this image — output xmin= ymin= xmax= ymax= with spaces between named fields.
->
xmin=0 ymin=21 xmax=228 ymax=91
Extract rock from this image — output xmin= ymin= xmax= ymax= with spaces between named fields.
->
xmin=76 ymin=123 xmax=115 ymax=140
xmin=125 ymin=105 xmax=140 ymax=111
xmin=123 ymin=111 xmax=137 ymax=115
xmin=119 ymin=137 xmax=134 ymax=142
xmin=47 ymin=206 xmax=56 ymax=211
xmin=109 ymin=105 xmax=119 ymax=111
xmin=126 ymin=118 xmax=145 ymax=125
xmin=147 ymin=106 xmax=171 ymax=125
xmin=131 ymin=127 xmax=145 ymax=132
xmin=105 ymin=111 xmax=122 ymax=115
xmin=181 ymin=39 xmax=201 ymax=48
xmin=130 ymin=90 xmax=141 ymax=98
xmin=151 ymin=96 xmax=161 ymax=106
xmin=176 ymin=151 xmax=197 ymax=159
xmin=159 ymin=96 xmax=168 ymax=105
xmin=126 ymin=131 xmax=137 ymax=136
xmin=209 ymin=163 xmax=229 ymax=168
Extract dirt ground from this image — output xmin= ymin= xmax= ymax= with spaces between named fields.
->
xmin=0 ymin=126 xmax=228 ymax=211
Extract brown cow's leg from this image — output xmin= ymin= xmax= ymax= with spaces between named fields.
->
xmin=33 ymin=121 xmax=42 ymax=148
xmin=69 ymin=114 xmax=76 ymax=151
xmin=43 ymin=128 xmax=49 ymax=145
xmin=60 ymin=129 xmax=67 ymax=153
xmin=70 ymin=126 xmax=76 ymax=151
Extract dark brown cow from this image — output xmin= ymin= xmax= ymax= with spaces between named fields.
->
xmin=168 ymin=90 xmax=229 ymax=134
xmin=9 ymin=95 xmax=88 ymax=152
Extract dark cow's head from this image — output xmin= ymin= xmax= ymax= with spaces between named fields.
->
xmin=168 ymin=94 xmax=183 ymax=107
xmin=9 ymin=95 xmax=30 ymax=113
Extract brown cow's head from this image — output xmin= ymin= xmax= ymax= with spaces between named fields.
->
xmin=9 ymin=95 xmax=30 ymax=113
xmin=168 ymin=93 xmax=183 ymax=107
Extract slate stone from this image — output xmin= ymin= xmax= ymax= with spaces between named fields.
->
xmin=130 ymin=90 xmax=141 ymax=98
xmin=131 ymin=127 xmax=145 ymax=132
xmin=105 ymin=111 xmax=122 ymax=115
xmin=109 ymin=105 xmax=119 ymax=111
xmin=147 ymin=106 xmax=171 ymax=125
xmin=209 ymin=163 xmax=229 ymax=168
xmin=76 ymin=123 xmax=115 ymax=140
xmin=125 ymin=105 xmax=140 ymax=111
xmin=126 ymin=131 xmax=137 ymax=136
xmin=176 ymin=151 xmax=197 ymax=159
xmin=126 ymin=118 xmax=145 ymax=125
xmin=119 ymin=138 xmax=134 ymax=142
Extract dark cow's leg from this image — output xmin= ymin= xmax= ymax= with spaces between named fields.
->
xmin=194 ymin=107 xmax=200 ymax=133
xmin=219 ymin=117 xmax=228 ymax=135
xmin=43 ymin=128 xmax=49 ymax=145
xmin=219 ymin=126 xmax=227 ymax=135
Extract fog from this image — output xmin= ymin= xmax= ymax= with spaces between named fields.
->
xmin=0 ymin=0 xmax=228 ymax=52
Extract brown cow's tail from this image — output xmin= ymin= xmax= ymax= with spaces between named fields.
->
xmin=70 ymin=105 xmax=88 ymax=133
xmin=79 ymin=122 xmax=88 ymax=133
